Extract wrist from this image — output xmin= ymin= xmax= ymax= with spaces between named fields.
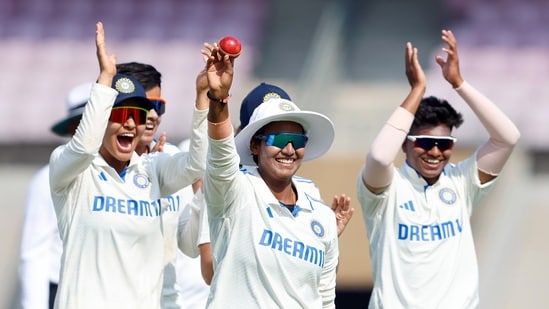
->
xmin=451 ymin=78 xmax=465 ymax=89
xmin=207 ymin=90 xmax=230 ymax=103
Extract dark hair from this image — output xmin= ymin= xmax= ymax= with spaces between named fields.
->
xmin=410 ymin=96 xmax=464 ymax=133
xmin=116 ymin=62 xmax=162 ymax=91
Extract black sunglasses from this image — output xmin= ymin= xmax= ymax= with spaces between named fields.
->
xmin=407 ymin=135 xmax=457 ymax=151
xmin=149 ymin=97 xmax=166 ymax=116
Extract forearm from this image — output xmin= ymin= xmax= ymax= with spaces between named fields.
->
xmin=456 ymin=81 xmax=520 ymax=145
xmin=456 ymin=81 xmax=520 ymax=175
xmin=204 ymin=135 xmax=240 ymax=218
xmin=185 ymin=106 xmax=208 ymax=178
xmin=207 ymin=97 xmax=232 ymax=140
xmin=50 ymin=83 xmax=116 ymax=191
xmin=363 ymin=107 xmax=414 ymax=189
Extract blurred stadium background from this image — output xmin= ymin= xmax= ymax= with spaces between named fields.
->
xmin=1 ymin=0 xmax=549 ymax=307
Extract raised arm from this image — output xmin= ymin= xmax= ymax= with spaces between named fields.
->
xmin=436 ymin=29 xmax=520 ymax=184
xmin=49 ymin=22 xmax=117 ymax=192
xmin=95 ymin=21 xmax=117 ymax=87
xmin=361 ymin=42 xmax=426 ymax=194
xmin=203 ymin=42 xmax=234 ymax=140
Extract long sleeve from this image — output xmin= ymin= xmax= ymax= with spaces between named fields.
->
xmin=456 ymin=81 xmax=520 ymax=175
xmin=49 ymin=83 xmax=117 ymax=193
xmin=19 ymin=165 xmax=62 ymax=309
xmin=362 ymin=107 xmax=415 ymax=189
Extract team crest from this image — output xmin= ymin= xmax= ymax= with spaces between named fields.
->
xmin=115 ymin=77 xmax=135 ymax=94
xmin=278 ymin=100 xmax=295 ymax=112
xmin=439 ymin=188 xmax=457 ymax=205
xmin=310 ymin=220 xmax=325 ymax=238
xmin=262 ymin=92 xmax=282 ymax=103
xmin=133 ymin=174 xmax=150 ymax=189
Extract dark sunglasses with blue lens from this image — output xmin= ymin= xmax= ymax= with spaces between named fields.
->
xmin=149 ymin=97 xmax=166 ymax=116
xmin=407 ymin=135 xmax=457 ymax=151
xmin=255 ymin=133 xmax=309 ymax=149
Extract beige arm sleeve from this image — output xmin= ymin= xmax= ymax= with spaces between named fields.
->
xmin=362 ymin=107 xmax=414 ymax=189
xmin=455 ymin=81 xmax=521 ymax=175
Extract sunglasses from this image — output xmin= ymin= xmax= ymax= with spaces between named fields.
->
xmin=149 ymin=97 xmax=166 ymax=116
xmin=255 ymin=133 xmax=309 ymax=149
xmin=407 ymin=135 xmax=457 ymax=151
xmin=109 ymin=106 xmax=150 ymax=125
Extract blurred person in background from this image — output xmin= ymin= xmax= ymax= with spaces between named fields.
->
xmin=19 ymin=83 xmax=92 ymax=309
xmin=357 ymin=30 xmax=520 ymax=308
xmin=116 ymin=61 xmax=212 ymax=307
xmin=203 ymin=41 xmax=340 ymax=308
xmin=49 ymin=22 xmax=207 ymax=308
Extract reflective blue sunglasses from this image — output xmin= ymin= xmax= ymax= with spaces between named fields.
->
xmin=255 ymin=133 xmax=309 ymax=149
xmin=149 ymin=97 xmax=166 ymax=115
xmin=407 ymin=135 xmax=457 ymax=151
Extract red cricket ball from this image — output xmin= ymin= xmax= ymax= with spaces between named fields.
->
xmin=218 ymin=36 xmax=242 ymax=57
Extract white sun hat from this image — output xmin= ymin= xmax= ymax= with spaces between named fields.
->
xmin=235 ymin=98 xmax=335 ymax=166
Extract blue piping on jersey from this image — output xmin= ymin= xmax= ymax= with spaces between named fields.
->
xmin=119 ymin=167 xmax=128 ymax=180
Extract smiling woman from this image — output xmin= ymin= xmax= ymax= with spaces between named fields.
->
xmin=203 ymin=35 xmax=340 ymax=306
xmin=357 ymin=29 xmax=520 ymax=308
xmin=47 ymin=22 xmax=209 ymax=309
xmin=98 ymin=74 xmax=152 ymax=173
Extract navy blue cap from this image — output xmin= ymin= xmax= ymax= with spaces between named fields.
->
xmin=239 ymin=82 xmax=291 ymax=129
xmin=111 ymin=74 xmax=153 ymax=109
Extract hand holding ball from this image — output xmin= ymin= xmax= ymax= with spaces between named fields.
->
xmin=218 ymin=36 xmax=242 ymax=57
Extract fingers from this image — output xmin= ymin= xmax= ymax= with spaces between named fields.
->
xmin=95 ymin=21 xmax=116 ymax=85
xmin=151 ymin=132 xmax=167 ymax=153
xmin=440 ymin=29 xmax=458 ymax=57
xmin=331 ymin=194 xmax=351 ymax=211
xmin=405 ymin=42 xmax=413 ymax=65
xmin=435 ymin=55 xmax=446 ymax=68
xmin=95 ymin=22 xmax=106 ymax=58
xmin=332 ymin=194 xmax=354 ymax=237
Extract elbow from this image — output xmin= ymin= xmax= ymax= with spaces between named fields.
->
xmin=200 ymin=244 xmax=214 ymax=285
xmin=509 ymin=128 xmax=521 ymax=146
xmin=366 ymin=150 xmax=393 ymax=170
xmin=202 ymin=271 xmax=213 ymax=286
xmin=496 ymin=127 xmax=521 ymax=148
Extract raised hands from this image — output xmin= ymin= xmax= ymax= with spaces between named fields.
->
xmin=435 ymin=29 xmax=464 ymax=89
xmin=331 ymin=194 xmax=354 ymax=237
xmin=95 ymin=22 xmax=116 ymax=86
xmin=194 ymin=67 xmax=209 ymax=111
xmin=201 ymin=42 xmax=234 ymax=100
xmin=404 ymin=41 xmax=426 ymax=91
xmin=150 ymin=131 xmax=167 ymax=153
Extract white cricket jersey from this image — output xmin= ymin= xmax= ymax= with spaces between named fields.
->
xmin=19 ymin=164 xmax=62 ymax=309
xmin=159 ymin=142 xmax=210 ymax=309
xmin=204 ymin=135 xmax=338 ymax=309
xmin=357 ymin=154 xmax=495 ymax=309
xmin=49 ymin=83 xmax=207 ymax=309
xmin=196 ymin=164 xmax=322 ymax=249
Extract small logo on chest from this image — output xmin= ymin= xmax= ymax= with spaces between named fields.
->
xmin=310 ymin=220 xmax=325 ymax=238
xmin=133 ymin=174 xmax=150 ymax=189
xmin=439 ymin=188 xmax=457 ymax=205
